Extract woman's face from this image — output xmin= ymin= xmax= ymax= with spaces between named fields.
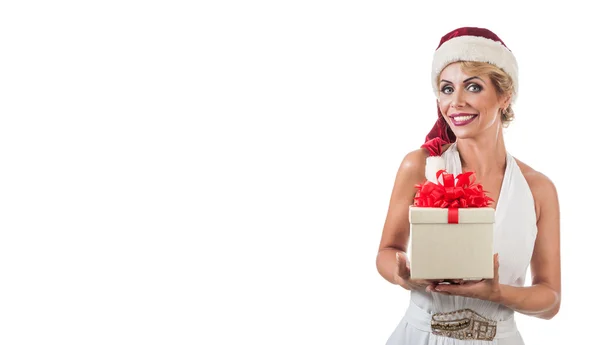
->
xmin=437 ymin=62 xmax=509 ymax=139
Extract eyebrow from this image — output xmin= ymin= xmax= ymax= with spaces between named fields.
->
xmin=440 ymin=76 xmax=486 ymax=85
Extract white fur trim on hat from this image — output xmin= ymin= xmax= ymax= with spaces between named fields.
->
xmin=431 ymin=35 xmax=518 ymax=102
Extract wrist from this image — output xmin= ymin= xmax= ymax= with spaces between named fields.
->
xmin=491 ymin=284 xmax=505 ymax=304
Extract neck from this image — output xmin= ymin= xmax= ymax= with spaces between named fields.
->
xmin=455 ymin=126 xmax=507 ymax=178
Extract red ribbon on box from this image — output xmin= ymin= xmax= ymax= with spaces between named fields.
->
xmin=414 ymin=170 xmax=493 ymax=223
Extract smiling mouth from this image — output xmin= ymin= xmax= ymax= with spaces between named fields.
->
xmin=450 ymin=114 xmax=478 ymax=126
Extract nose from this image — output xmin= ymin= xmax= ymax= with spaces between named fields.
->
xmin=451 ymin=89 xmax=466 ymax=108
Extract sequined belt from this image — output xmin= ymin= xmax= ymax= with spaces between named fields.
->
xmin=431 ymin=308 xmax=497 ymax=340
xmin=403 ymin=301 xmax=518 ymax=341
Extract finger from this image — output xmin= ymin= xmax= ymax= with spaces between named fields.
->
xmin=396 ymin=252 xmax=410 ymax=279
xmin=493 ymin=253 xmax=500 ymax=285
xmin=432 ymin=286 xmax=452 ymax=295
xmin=424 ymin=279 xmax=441 ymax=292
xmin=417 ymin=280 xmax=437 ymax=288
xmin=434 ymin=284 xmax=462 ymax=296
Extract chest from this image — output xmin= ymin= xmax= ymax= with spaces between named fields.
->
xmin=466 ymin=174 xmax=505 ymax=210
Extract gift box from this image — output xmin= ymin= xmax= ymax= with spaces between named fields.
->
xmin=409 ymin=206 xmax=494 ymax=280
xmin=408 ymin=169 xmax=495 ymax=280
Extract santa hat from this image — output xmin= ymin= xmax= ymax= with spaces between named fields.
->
xmin=422 ymin=27 xmax=518 ymax=182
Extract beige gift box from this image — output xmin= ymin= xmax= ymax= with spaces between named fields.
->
xmin=408 ymin=206 xmax=495 ymax=280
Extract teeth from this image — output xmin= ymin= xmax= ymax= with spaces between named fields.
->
xmin=453 ymin=115 xmax=475 ymax=122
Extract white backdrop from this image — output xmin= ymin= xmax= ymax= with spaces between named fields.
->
xmin=1 ymin=1 xmax=598 ymax=344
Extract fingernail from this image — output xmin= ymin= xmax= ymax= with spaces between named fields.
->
xmin=396 ymin=252 xmax=400 ymax=260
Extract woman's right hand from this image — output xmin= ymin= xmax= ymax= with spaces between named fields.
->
xmin=394 ymin=252 xmax=441 ymax=292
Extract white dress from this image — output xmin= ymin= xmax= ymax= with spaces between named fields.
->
xmin=385 ymin=143 xmax=538 ymax=345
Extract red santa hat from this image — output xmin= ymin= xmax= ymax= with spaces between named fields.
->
xmin=422 ymin=27 xmax=518 ymax=182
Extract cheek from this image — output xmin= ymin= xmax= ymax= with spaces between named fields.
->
xmin=472 ymin=95 xmax=497 ymax=114
xmin=438 ymin=98 xmax=451 ymax=115
xmin=479 ymin=103 xmax=498 ymax=118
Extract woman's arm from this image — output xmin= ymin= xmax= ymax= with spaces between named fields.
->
xmin=497 ymin=171 xmax=561 ymax=319
xmin=495 ymin=284 xmax=560 ymax=320
xmin=376 ymin=148 xmax=433 ymax=290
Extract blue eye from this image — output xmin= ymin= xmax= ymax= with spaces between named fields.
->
xmin=441 ymin=86 xmax=454 ymax=94
xmin=467 ymin=83 xmax=482 ymax=92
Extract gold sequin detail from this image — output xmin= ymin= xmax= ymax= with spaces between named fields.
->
xmin=431 ymin=308 xmax=497 ymax=341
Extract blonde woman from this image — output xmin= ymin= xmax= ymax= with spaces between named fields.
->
xmin=376 ymin=27 xmax=561 ymax=344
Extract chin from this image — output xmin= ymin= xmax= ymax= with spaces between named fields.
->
xmin=451 ymin=129 xmax=479 ymax=140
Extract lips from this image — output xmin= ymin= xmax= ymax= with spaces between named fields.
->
xmin=449 ymin=113 xmax=478 ymax=126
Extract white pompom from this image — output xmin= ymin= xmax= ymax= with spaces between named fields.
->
xmin=425 ymin=156 xmax=445 ymax=183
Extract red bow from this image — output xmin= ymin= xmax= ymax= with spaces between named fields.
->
xmin=414 ymin=170 xmax=493 ymax=209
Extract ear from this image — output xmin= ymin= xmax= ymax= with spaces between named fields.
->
xmin=501 ymin=94 xmax=512 ymax=109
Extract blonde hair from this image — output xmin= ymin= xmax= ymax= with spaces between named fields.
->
xmin=440 ymin=61 xmax=516 ymax=127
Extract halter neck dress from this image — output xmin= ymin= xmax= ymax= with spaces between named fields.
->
xmin=385 ymin=143 xmax=538 ymax=345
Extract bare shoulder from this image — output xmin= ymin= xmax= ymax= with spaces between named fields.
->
xmin=513 ymin=158 xmax=557 ymax=193
xmin=514 ymin=158 xmax=559 ymax=222
xmin=399 ymin=148 xmax=428 ymax=174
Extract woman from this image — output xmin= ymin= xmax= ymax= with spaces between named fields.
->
xmin=376 ymin=27 xmax=561 ymax=344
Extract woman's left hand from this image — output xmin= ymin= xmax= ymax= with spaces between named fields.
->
xmin=433 ymin=253 xmax=502 ymax=303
